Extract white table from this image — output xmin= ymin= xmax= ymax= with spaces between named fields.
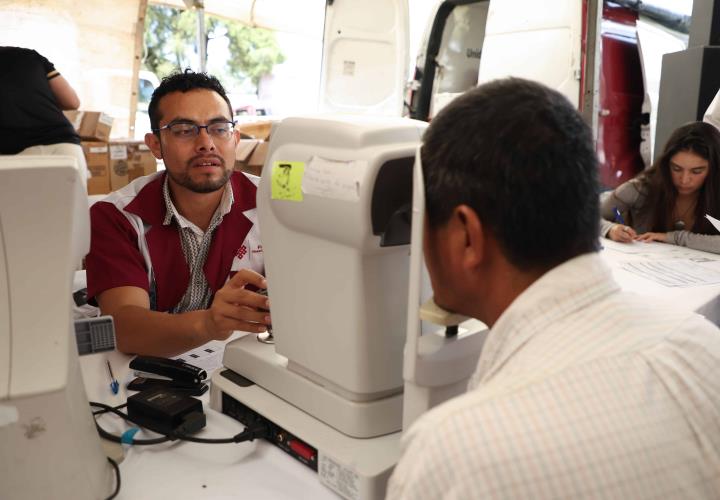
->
xmin=80 ymin=350 xmax=339 ymax=500
xmin=80 ymin=239 xmax=720 ymax=499
xmin=600 ymin=239 xmax=720 ymax=325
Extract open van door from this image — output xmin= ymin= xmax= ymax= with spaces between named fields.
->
xmin=319 ymin=0 xmax=409 ymax=115
xmin=409 ymin=0 xmax=491 ymax=121
xmin=478 ymin=0 xmax=584 ymax=107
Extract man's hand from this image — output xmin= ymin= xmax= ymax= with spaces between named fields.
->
xmin=635 ymin=231 xmax=667 ymax=243
xmin=204 ymin=269 xmax=272 ymax=340
xmin=608 ymin=224 xmax=637 ymax=243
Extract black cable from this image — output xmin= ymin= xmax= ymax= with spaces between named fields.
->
xmin=174 ymin=422 xmax=269 ymax=444
xmin=94 ymin=419 xmax=172 ymax=445
xmin=104 ymin=457 xmax=121 ymax=500
xmin=90 ymin=401 xmax=172 ymax=446
xmin=93 ymin=402 xmax=127 ymax=416
xmin=90 ymin=401 xmax=132 ymax=420
xmin=89 ymin=401 xmax=268 ymax=446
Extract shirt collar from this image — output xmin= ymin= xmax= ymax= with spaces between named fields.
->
xmin=161 ymin=174 xmax=235 ymax=231
xmin=469 ymin=252 xmax=620 ymax=390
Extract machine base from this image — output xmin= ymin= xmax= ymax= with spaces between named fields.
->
xmin=210 ymin=369 xmax=401 ymax=500
xmin=222 ymin=334 xmax=402 ymax=438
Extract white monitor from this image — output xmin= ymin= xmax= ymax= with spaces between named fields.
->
xmin=0 ymin=156 xmax=113 ymax=499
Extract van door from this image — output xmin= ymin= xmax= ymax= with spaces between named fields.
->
xmin=408 ymin=0 xmax=490 ymax=121
xmin=319 ymin=0 xmax=409 ymax=115
xmin=478 ymin=0 xmax=584 ymax=107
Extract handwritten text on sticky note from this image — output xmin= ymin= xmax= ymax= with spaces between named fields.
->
xmin=271 ymin=161 xmax=305 ymax=201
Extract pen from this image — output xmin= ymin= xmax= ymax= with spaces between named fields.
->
xmin=107 ymin=360 xmax=119 ymax=395
xmin=613 ymin=207 xmax=626 ymax=225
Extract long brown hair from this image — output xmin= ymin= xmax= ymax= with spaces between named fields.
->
xmin=643 ymin=122 xmax=720 ymax=234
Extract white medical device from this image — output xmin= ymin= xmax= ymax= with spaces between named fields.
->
xmin=211 ymin=116 xmax=486 ymax=499
xmin=0 ymin=156 xmax=114 ymax=499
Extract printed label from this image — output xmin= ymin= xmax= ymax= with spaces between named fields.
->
xmin=318 ymin=454 xmax=359 ymax=500
xmin=113 ymin=160 xmax=128 ymax=176
xmin=110 ymin=145 xmax=128 ymax=161
xmin=99 ymin=113 xmax=114 ymax=126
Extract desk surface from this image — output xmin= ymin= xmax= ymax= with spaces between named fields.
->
xmin=81 ymin=351 xmax=339 ymax=500
xmin=80 ymin=239 xmax=720 ymax=499
xmin=600 ymin=239 xmax=720 ymax=324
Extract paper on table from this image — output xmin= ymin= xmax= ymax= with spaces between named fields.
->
xmin=602 ymin=239 xmax=653 ymax=254
xmin=705 ymin=214 xmax=720 ymax=234
xmin=172 ymin=331 xmax=248 ymax=376
xmin=620 ymin=259 xmax=720 ymax=287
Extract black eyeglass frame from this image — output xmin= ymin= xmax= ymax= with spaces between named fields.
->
xmin=152 ymin=120 xmax=237 ymax=138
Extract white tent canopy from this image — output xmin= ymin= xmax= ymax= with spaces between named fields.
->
xmin=0 ymin=0 xmax=325 ymax=138
xmin=156 ymin=0 xmax=325 ymax=38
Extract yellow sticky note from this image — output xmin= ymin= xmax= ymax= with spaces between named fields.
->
xmin=271 ymin=161 xmax=305 ymax=201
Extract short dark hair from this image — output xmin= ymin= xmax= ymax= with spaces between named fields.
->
xmin=148 ymin=69 xmax=233 ymax=132
xmin=422 ymin=77 xmax=600 ymax=271
xmin=645 ymin=121 xmax=720 ymax=234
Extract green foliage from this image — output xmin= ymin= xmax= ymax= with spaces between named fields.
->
xmin=143 ymin=5 xmax=285 ymax=93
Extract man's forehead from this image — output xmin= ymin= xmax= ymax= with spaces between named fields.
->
xmin=157 ymin=89 xmax=231 ymax=122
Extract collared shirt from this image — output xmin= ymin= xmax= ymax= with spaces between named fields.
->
xmin=86 ymin=171 xmax=263 ymax=312
xmin=387 ymin=253 xmax=720 ymax=499
xmin=161 ymin=176 xmax=234 ymax=313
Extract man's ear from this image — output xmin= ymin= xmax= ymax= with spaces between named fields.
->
xmin=145 ymin=132 xmax=163 ymax=159
xmin=453 ymin=205 xmax=485 ymax=271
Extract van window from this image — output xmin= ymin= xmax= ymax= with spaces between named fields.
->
xmin=408 ymin=0 xmax=490 ymax=121
xmin=138 ymin=78 xmax=155 ymax=104
xmin=434 ymin=2 xmax=488 ymax=95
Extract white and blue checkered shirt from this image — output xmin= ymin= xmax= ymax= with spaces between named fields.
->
xmin=388 ymin=252 xmax=720 ymax=499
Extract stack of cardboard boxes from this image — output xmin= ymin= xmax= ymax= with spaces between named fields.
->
xmin=65 ymin=111 xmax=158 ymax=195
xmin=233 ymin=120 xmax=272 ymax=176
xmin=234 ymin=139 xmax=268 ymax=177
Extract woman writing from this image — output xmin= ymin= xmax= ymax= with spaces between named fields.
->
xmin=601 ymin=121 xmax=720 ymax=254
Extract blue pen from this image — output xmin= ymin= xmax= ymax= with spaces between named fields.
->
xmin=613 ymin=207 xmax=626 ymax=225
xmin=107 ymin=360 xmax=119 ymax=395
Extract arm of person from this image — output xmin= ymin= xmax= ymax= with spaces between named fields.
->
xmin=48 ymin=74 xmax=80 ymax=110
xmin=635 ymin=230 xmax=720 ymax=254
xmin=98 ymin=269 xmax=271 ymax=357
xmin=599 ymin=182 xmax=640 ymax=242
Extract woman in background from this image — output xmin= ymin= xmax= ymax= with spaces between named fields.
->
xmin=0 ymin=46 xmax=86 ymax=183
xmin=601 ymin=121 xmax=720 ymax=254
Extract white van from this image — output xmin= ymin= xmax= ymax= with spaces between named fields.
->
xmin=402 ymin=0 xmax=691 ymax=189
xmin=321 ymin=0 xmax=691 ymax=188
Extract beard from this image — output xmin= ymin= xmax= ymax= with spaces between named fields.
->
xmin=168 ymin=157 xmax=231 ymax=193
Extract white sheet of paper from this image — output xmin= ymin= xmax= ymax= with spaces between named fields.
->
xmin=620 ymin=259 xmax=720 ymax=287
xmin=302 ymin=156 xmax=363 ymax=201
xmin=172 ymin=331 xmax=247 ymax=375
xmin=705 ymin=214 xmax=720 ymax=234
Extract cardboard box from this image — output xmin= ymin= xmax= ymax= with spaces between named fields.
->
xmin=79 ymin=112 xmax=114 ymax=142
xmin=81 ymin=141 xmax=110 ymax=195
xmin=246 ymin=141 xmax=268 ymax=176
xmin=233 ymin=139 xmax=267 ymax=176
xmin=236 ymin=120 xmax=272 ymax=141
xmin=234 ymin=139 xmax=260 ymax=171
xmin=108 ymin=140 xmax=158 ymax=191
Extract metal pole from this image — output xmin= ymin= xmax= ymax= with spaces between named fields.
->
xmin=197 ymin=6 xmax=206 ymax=72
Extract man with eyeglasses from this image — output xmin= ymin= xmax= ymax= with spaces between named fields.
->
xmin=85 ymin=70 xmax=271 ymax=356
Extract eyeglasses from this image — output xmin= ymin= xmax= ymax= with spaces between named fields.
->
xmin=153 ymin=121 xmax=236 ymax=140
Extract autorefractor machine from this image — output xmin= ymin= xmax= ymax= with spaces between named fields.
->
xmin=210 ymin=116 xmax=487 ymax=499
